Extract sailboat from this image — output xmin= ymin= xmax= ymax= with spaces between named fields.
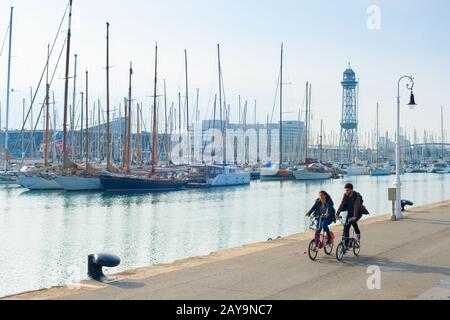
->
xmin=294 ymin=84 xmax=332 ymax=181
xmin=54 ymin=70 xmax=103 ymax=191
xmin=17 ymin=8 xmax=66 ymax=191
xmin=187 ymin=44 xmax=250 ymax=187
xmin=0 ymin=7 xmax=19 ymax=186
xmin=347 ymin=162 xmax=371 ymax=176
xmin=100 ymin=43 xmax=187 ymax=192
xmin=370 ymin=104 xmax=391 ymax=176
xmin=261 ymin=43 xmax=294 ymax=181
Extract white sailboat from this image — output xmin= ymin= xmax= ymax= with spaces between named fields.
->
xmin=17 ymin=166 xmax=62 ymax=190
xmin=1 ymin=8 xmax=14 ymax=184
xmin=370 ymin=104 xmax=390 ymax=176
xmin=260 ymin=43 xmax=294 ymax=181
xmin=55 ymin=67 xmax=103 ymax=191
xmin=428 ymin=162 xmax=450 ymax=174
xmin=294 ymin=163 xmax=332 ymax=181
xmin=294 ymin=86 xmax=331 ymax=181
xmin=188 ymin=165 xmax=250 ymax=187
xmin=347 ymin=164 xmax=370 ymax=176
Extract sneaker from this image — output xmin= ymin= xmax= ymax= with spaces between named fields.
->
xmin=355 ymin=234 xmax=361 ymax=242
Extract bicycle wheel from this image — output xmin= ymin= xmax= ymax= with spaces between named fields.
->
xmin=353 ymin=241 xmax=361 ymax=256
xmin=324 ymin=240 xmax=334 ymax=256
xmin=308 ymin=240 xmax=318 ymax=261
xmin=336 ymin=243 xmax=345 ymax=262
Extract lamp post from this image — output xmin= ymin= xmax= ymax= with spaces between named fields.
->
xmin=393 ymin=75 xmax=417 ymax=221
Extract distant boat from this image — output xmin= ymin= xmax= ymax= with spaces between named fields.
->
xmin=347 ymin=165 xmax=370 ymax=176
xmin=17 ymin=167 xmax=62 ymax=190
xmin=370 ymin=104 xmax=392 ymax=177
xmin=428 ymin=162 xmax=450 ymax=174
xmin=260 ymin=164 xmax=294 ymax=181
xmin=294 ymin=163 xmax=332 ymax=181
xmin=0 ymin=170 xmax=18 ymax=185
xmin=261 ymin=44 xmax=294 ymax=182
xmin=99 ymin=174 xmax=186 ymax=192
xmin=370 ymin=166 xmax=391 ymax=176
xmin=187 ymin=165 xmax=251 ymax=187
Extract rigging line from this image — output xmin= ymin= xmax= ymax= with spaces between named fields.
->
xmin=19 ymin=37 xmax=67 ymax=163
xmin=0 ymin=24 xmax=10 ymax=59
xmin=13 ymin=0 xmax=70 ymax=152
xmin=270 ymin=73 xmax=280 ymax=124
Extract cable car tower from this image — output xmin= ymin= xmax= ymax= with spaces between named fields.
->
xmin=339 ymin=64 xmax=359 ymax=163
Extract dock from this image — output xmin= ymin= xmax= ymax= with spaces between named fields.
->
xmin=5 ymin=200 xmax=450 ymax=300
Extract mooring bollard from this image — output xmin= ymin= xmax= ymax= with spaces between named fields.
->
xmin=88 ymin=253 xmax=121 ymax=282
xmin=401 ymin=200 xmax=414 ymax=212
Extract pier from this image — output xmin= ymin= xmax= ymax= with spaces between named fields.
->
xmin=6 ymin=199 xmax=450 ymax=300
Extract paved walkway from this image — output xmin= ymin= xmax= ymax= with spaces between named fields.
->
xmin=7 ymin=200 xmax=450 ymax=300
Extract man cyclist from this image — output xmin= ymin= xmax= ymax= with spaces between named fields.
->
xmin=336 ymin=183 xmax=368 ymax=246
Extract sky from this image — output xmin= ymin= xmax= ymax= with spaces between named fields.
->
xmin=0 ymin=0 xmax=449 ymax=145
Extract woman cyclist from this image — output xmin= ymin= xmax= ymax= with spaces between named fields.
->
xmin=306 ymin=191 xmax=336 ymax=246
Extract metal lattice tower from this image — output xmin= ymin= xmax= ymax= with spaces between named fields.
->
xmin=339 ymin=64 xmax=359 ymax=163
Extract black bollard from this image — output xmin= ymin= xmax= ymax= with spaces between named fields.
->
xmin=88 ymin=253 xmax=121 ymax=282
xmin=401 ymin=200 xmax=414 ymax=212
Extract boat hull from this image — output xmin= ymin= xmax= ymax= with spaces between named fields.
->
xmin=346 ymin=167 xmax=370 ymax=176
xmin=370 ymin=168 xmax=391 ymax=176
xmin=17 ymin=175 xmax=62 ymax=190
xmin=260 ymin=168 xmax=294 ymax=181
xmin=294 ymin=170 xmax=332 ymax=181
xmin=55 ymin=176 xmax=103 ymax=191
xmin=209 ymin=172 xmax=251 ymax=187
xmin=99 ymin=175 xmax=186 ymax=192
xmin=0 ymin=176 xmax=18 ymax=185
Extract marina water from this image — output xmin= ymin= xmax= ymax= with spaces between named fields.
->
xmin=1 ymin=173 xmax=450 ymax=297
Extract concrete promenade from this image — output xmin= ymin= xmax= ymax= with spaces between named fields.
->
xmin=6 ymin=200 xmax=450 ymax=300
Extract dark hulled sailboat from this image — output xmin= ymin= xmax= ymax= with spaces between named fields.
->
xmin=99 ymin=43 xmax=187 ymax=192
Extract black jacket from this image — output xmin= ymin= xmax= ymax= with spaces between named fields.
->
xmin=336 ymin=191 xmax=370 ymax=218
xmin=307 ymin=198 xmax=336 ymax=221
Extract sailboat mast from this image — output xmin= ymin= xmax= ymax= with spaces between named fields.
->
xmin=62 ymin=0 xmax=73 ymax=169
xmin=122 ymin=97 xmax=128 ymax=170
xmin=217 ymin=44 xmax=226 ymax=165
xmin=44 ymin=43 xmax=50 ymax=167
xmin=136 ymin=103 xmax=141 ymax=167
xmin=126 ymin=62 xmax=133 ymax=173
xmin=184 ymin=50 xmax=190 ymax=164
xmin=97 ymin=99 xmax=101 ymax=161
xmin=71 ymin=54 xmax=77 ymax=161
xmin=319 ymin=120 xmax=323 ymax=163
xmin=163 ymin=79 xmax=169 ymax=166
xmin=106 ymin=22 xmax=111 ymax=170
xmin=3 ymin=7 xmax=13 ymax=171
xmin=376 ymin=103 xmax=379 ymax=167
xmin=151 ymin=43 xmax=159 ymax=175
xmin=441 ymin=106 xmax=445 ymax=160
xmin=85 ymin=70 xmax=89 ymax=169
xmin=279 ymin=43 xmax=283 ymax=167
xmin=21 ymin=99 xmax=24 ymax=158
xmin=196 ymin=88 xmax=199 ymax=123
xmin=304 ymin=82 xmax=309 ymax=162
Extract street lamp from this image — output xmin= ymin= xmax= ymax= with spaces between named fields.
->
xmin=393 ymin=76 xmax=417 ymax=221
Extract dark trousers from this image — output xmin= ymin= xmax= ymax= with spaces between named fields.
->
xmin=343 ymin=215 xmax=361 ymax=245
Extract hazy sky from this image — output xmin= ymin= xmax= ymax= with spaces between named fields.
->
xmin=0 ymin=0 xmax=449 ymax=143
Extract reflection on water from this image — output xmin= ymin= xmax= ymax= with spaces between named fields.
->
xmin=1 ymin=173 xmax=450 ymax=297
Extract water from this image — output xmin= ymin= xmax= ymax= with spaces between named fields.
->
xmin=1 ymin=173 xmax=449 ymax=297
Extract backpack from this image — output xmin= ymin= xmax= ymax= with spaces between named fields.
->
xmin=357 ymin=193 xmax=370 ymax=215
